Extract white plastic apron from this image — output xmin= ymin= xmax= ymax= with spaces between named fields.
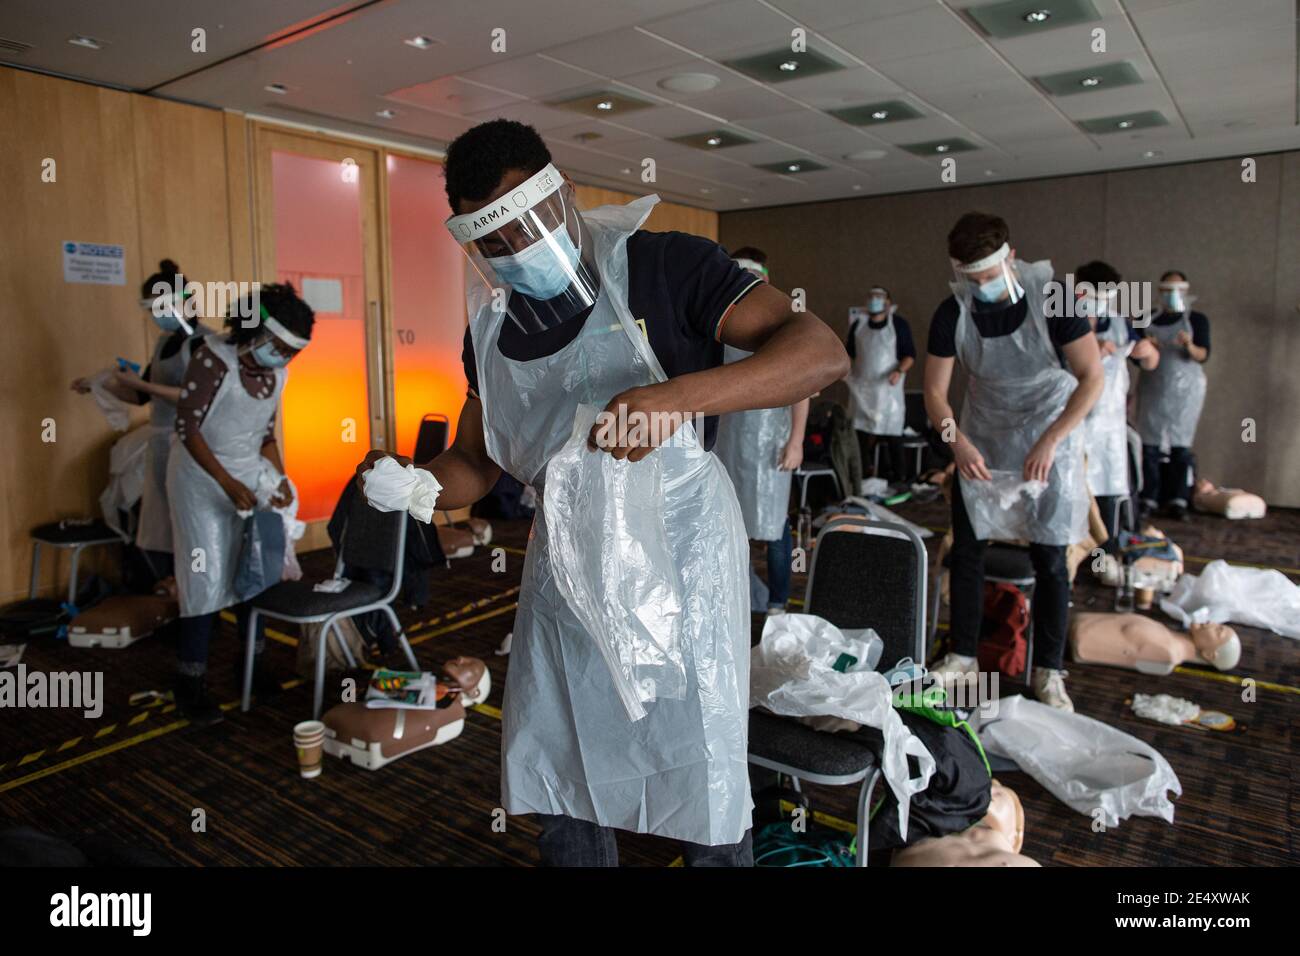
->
xmin=1136 ymin=311 xmax=1206 ymax=450
xmin=1083 ymin=317 xmax=1132 ymax=497
xmin=713 ymin=345 xmax=792 ymax=542
xmin=473 ymin=196 xmax=753 ymax=846
xmin=167 ymin=339 xmax=285 ymax=617
xmin=954 ymin=260 xmax=1089 ymax=546
xmin=846 ymin=311 xmax=905 ymax=435
xmin=135 ymin=328 xmax=208 ymax=553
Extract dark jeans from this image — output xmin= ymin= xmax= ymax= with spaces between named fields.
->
xmin=949 ymin=475 xmax=1071 ymax=670
xmin=857 ymin=430 xmax=905 ymax=482
xmin=1141 ymin=444 xmax=1194 ymax=509
xmin=536 ymin=814 xmax=753 ymax=867
xmin=1095 ymin=495 xmax=1122 ymax=553
xmin=765 ymin=520 xmax=793 ymax=608
xmin=177 ymin=602 xmax=263 ymax=673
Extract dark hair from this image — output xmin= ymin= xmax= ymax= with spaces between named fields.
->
xmin=730 ymin=246 xmax=767 ymax=264
xmin=444 ymin=119 xmax=552 ymax=210
xmin=869 ymin=285 xmax=891 ymax=299
xmin=947 ymin=212 xmax=1009 ymax=265
xmin=227 ymin=282 xmax=315 ymax=346
xmin=141 ymin=258 xmax=182 ymax=299
xmin=1160 ymin=270 xmax=1187 ymax=283
xmin=1076 ymin=260 xmax=1121 ymax=286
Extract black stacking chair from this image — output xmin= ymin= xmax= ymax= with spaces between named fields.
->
xmin=29 ymin=519 xmax=123 ymax=605
xmin=240 ymin=492 xmax=420 ymax=718
xmin=748 ymin=515 xmax=929 ymax=866
xmin=412 ymin=413 xmax=450 ymax=463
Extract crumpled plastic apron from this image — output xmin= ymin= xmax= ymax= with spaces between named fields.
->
xmin=167 ymin=338 xmax=285 ymax=617
xmin=954 ymin=260 xmax=1089 ymax=546
xmin=846 ymin=311 xmax=905 ymax=435
xmin=712 ymin=345 xmax=792 ymax=542
xmin=1083 ymin=317 xmax=1133 ymax=497
xmin=136 ymin=329 xmax=208 ymax=553
xmin=1136 ymin=310 xmax=1206 ymax=450
xmin=472 ymin=195 xmax=753 ymax=846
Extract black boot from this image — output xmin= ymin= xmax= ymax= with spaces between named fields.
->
xmin=174 ymin=673 xmax=224 ymax=727
xmin=235 ymin=654 xmax=284 ymax=700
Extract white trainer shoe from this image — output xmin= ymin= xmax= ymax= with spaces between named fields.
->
xmin=929 ymin=652 xmax=979 ymax=689
xmin=1032 ymin=667 xmax=1074 ymax=712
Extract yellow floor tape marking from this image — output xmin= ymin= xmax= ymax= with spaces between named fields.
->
xmin=94 ymin=724 xmax=117 ymax=739
xmin=405 ymin=587 xmax=521 ymax=636
xmin=18 ymin=751 xmax=44 ymax=766
xmin=1182 ymin=553 xmax=1300 ymax=576
xmin=129 ymin=712 xmax=150 ymax=726
xmin=0 ymin=719 xmax=191 ymax=794
xmin=1171 ymin=667 xmax=1300 ymax=697
xmin=409 ymin=603 xmax=518 ymax=647
xmin=779 ymin=799 xmax=857 ymax=834
xmin=470 ymin=702 xmax=502 ymax=720
xmin=57 ymin=737 xmax=81 ymax=752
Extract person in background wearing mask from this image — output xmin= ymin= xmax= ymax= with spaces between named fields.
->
xmin=923 ymin=213 xmax=1103 ymax=712
xmin=1136 ymin=270 xmax=1210 ymax=521
xmin=357 ymin=120 xmax=847 ymax=866
xmin=166 ymin=283 xmax=314 ymax=725
xmin=844 ymin=286 xmax=915 ymax=484
xmin=714 ymin=247 xmax=809 ymax=615
xmin=70 ymin=259 xmax=212 ymax=579
xmin=1074 ymin=261 xmax=1159 ymax=552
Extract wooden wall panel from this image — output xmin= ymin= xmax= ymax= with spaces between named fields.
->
xmin=0 ymin=70 xmax=147 ymax=600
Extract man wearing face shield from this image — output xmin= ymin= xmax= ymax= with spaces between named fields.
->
xmin=923 ymin=213 xmax=1103 ymax=712
xmin=1073 ymin=261 xmax=1159 ymax=552
xmin=69 ymin=259 xmax=213 ymax=578
xmin=355 ymin=120 xmax=848 ymax=865
xmin=1135 ymin=270 xmax=1210 ymax=521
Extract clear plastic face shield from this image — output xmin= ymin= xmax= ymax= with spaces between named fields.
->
xmin=1076 ymin=286 xmax=1119 ymax=323
xmin=867 ymin=286 xmax=890 ymax=315
xmin=1158 ymin=279 xmax=1189 ymax=314
xmin=952 ymin=242 xmax=1023 ymax=306
xmin=445 ymin=163 xmax=601 ymax=335
xmin=243 ymin=306 xmax=306 ymax=369
xmin=139 ymin=288 xmax=194 ymax=334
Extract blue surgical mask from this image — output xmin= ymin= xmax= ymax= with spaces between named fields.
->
xmin=867 ymin=296 xmax=887 ymax=314
xmin=152 ymin=310 xmax=183 ymax=332
xmin=972 ymin=275 xmax=1009 ymax=303
xmin=486 ymin=223 xmax=580 ymax=301
xmin=1162 ymin=290 xmax=1185 ymax=312
xmin=252 ymin=340 xmax=292 ymax=368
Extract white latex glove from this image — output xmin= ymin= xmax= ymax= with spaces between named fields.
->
xmin=363 ymin=456 xmax=442 ymax=523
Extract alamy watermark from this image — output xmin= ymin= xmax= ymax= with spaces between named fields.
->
xmin=0 ymin=665 xmax=103 ymax=718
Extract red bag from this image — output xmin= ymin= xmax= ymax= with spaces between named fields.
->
xmin=977 ymin=582 xmax=1028 ymax=680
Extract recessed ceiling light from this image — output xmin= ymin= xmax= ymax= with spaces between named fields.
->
xmin=852 ymin=184 xmax=863 ymax=191
xmin=934 ymin=144 xmax=951 ymax=153
xmin=1116 ymin=119 xmax=1134 ymax=129
xmin=658 ymin=72 xmax=721 ymax=94
xmin=1079 ymin=76 xmax=1102 ymax=88
xmin=1023 ymin=10 xmax=1052 ymax=24
xmin=984 ymin=169 xmax=997 ymax=176
xmin=620 ymin=168 xmax=632 ymax=175
xmin=871 ymin=109 xmax=889 ymax=120
xmin=778 ymin=60 xmax=799 ymax=72
xmin=68 ymin=35 xmax=104 ymax=50
xmin=741 ymin=197 xmax=752 ymax=203
xmin=705 ymin=136 xmax=722 ymax=147
xmin=595 ymin=100 xmax=614 ymax=111
xmin=844 ymin=148 xmax=887 ymax=161
xmin=264 ymin=83 xmax=289 ymax=95
xmin=1142 ymin=149 xmax=1162 ymax=158
xmin=699 ymin=187 xmax=713 ymax=194
xmin=404 ymin=35 xmax=437 ymax=49
xmin=787 ymin=162 xmax=802 ymax=172
xmin=375 ymin=109 xmax=397 ymax=119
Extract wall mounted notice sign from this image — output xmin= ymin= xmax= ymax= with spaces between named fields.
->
xmin=62 ymin=241 xmax=126 ymax=285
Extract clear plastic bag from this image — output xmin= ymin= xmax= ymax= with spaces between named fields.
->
xmin=88 ymin=368 xmax=133 ymax=432
xmin=750 ymin=613 xmax=934 ymax=836
xmin=543 ymin=404 xmax=687 ymax=721
xmin=1160 ymin=559 xmax=1300 ymax=639
xmin=976 ymin=695 xmax=1181 ymax=827
xmin=232 ymin=510 xmax=287 ymax=603
xmin=960 ymin=469 xmax=1048 ymax=541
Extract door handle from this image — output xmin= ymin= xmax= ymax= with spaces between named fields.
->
xmin=368 ymin=299 xmax=386 ymax=449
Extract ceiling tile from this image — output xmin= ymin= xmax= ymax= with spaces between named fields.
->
xmin=829 ymin=6 xmax=983 ymax=64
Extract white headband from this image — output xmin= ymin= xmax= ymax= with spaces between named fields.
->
xmin=733 ymin=257 xmax=768 ymax=275
xmin=264 ymin=315 xmax=309 ymax=350
xmin=954 ymin=242 xmax=1010 ymax=273
xmin=445 ymin=163 xmax=564 ymax=242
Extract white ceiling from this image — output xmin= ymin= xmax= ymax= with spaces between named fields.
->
xmin=2 ymin=0 xmax=1297 ymax=210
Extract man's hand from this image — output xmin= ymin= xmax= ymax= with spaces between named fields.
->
xmin=1024 ymin=433 xmax=1059 ymax=483
xmin=355 ymin=449 xmax=410 ymax=494
xmin=269 ymin=478 xmax=294 ymax=509
xmin=1131 ymin=338 xmax=1157 ymax=362
xmin=1099 ymin=339 xmax=1118 ymax=356
xmin=953 ymin=436 xmax=991 ymax=482
xmin=221 ymin=477 xmax=258 ymax=512
xmin=589 ymin=382 xmax=685 ymax=462
xmin=778 ymin=437 xmax=803 ymax=472
xmin=113 ymin=369 xmax=147 ymax=391
xmin=888 ymin=369 xmax=902 ymax=386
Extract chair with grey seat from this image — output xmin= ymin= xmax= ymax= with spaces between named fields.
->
xmin=240 ymin=492 xmax=420 ymax=718
xmin=747 ymin=514 xmax=928 ymax=866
